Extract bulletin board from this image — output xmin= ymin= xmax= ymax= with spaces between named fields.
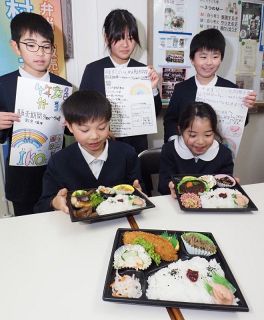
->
xmin=152 ymin=0 xmax=264 ymax=105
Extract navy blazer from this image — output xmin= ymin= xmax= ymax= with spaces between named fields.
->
xmin=163 ymin=76 xmax=248 ymax=142
xmin=80 ymin=57 xmax=162 ymax=154
xmin=0 ymin=70 xmax=72 ymax=203
xmin=34 ymin=140 xmax=142 ymax=213
xmin=158 ymin=140 xmax=234 ymax=195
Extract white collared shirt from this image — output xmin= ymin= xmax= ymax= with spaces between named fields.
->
xmin=78 ymin=140 xmax=109 ymax=179
xmin=19 ymin=66 xmax=50 ymax=82
xmin=195 ymin=74 xmax=218 ymax=88
xmin=109 ymin=55 xmax=130 ymax=68
xmin=174 ymin=136 xmax=219 ymax=163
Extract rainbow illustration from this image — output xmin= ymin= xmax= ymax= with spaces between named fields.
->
xmin=11 ymin=129 xmax=48 ymax=148
xmin=130 ymin=83 xmax=151 ymax=95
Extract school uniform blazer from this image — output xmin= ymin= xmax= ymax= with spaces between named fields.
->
xmin=34 ymin=140 xmax=142 ymax=213
xmin=163 ymin=76 xmax=247 ymax=142
xmin=158 ymin=140 xmax=234 ymax=195
xmin=79 ymin=57 xmax=162 ymax=154
xmin=0 ymin=70 xmax=72 ymax=203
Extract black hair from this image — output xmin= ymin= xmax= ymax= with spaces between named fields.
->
xmin=103 ymin=9 xmax=140 ymax=49
xmin=189 ymin=28 xmax=225 ymax=60
xmin=178 ymin=101 xmax=222 ymax=142
xmin=62 ymin=90 xmax=112 ymax=125
xmin=11 ymin=12 xmax=54 ymax=45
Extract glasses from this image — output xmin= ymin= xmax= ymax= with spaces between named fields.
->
xmin=19 ymin=41 xmax=54 ymax=54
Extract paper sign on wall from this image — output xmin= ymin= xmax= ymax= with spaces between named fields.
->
xmin=9 ymin=77 xmax=72 ymax=167
xmin=104 ymin=67 xmax=157 ymax=138
xmin=196 ymin=86 xmax=251 ymax=158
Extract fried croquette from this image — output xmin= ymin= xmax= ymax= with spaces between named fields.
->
xmin=123 ymin=231 xmax=178 ymax=262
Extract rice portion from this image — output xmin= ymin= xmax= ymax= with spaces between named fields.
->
xmin=146 ymin=257 xmax=237 ymax=304
xmin=96 ymin=194 xmax=145 ymax=215
xmin=200 ymin=188 xmax=243 ymax=208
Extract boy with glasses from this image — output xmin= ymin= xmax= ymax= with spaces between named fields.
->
xmin=0 ymin=12 xmax=71 ymax=216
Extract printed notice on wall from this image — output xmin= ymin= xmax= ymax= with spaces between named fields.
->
xmin=196 ymin=86 xmax=251 ymax=158
xmin=237 ymin=39 xmax=257 ymax=75
xmin=163 ymin=0 xmax=185 ymax=31
xmin=9 ymin=77 xmax=72 ymax=167
xmin=104 ymin=67 xmax=157 ymax=138
xmin=158 ymin=31 xmax=192 ymax=67
xmin=199 ymin=0 xmax=241 ymax=36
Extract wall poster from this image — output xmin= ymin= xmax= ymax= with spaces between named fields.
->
xmin=239 ymin=1 xmax=262 ymax=42
xmin=161 ymin=67 xmax=186 ymax=104
xmin=0 ymin=0 xmax=66 ymax=77
xmin=199 ymin=0 xmax=241 ymax=37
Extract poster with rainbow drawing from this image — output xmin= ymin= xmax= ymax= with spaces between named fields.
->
xmin=9 ymin=77 xmax=72 ymax=167
xmin=104 ymin=67 xmax=157 ymax=138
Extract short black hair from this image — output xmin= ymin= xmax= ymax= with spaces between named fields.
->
xmin=103 ymin=9 xmax=140 ymax=49
xmin=11 ymin=12 xmax=54 ymax=45
xmin=178 ymin=101 xmax=222 ymax=142
xmin=62 ymin=91 xmax=112 ymax=125
xmin=189 ymin=28 xmax=225 ymax=60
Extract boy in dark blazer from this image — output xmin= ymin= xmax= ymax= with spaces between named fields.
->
xmin=164 ymin=28 xmax=256 ymax=143
xmin=34 ymin=90 xmax=142 ymax=214
xmin=0 ymin=12 xmax=71 ymax=215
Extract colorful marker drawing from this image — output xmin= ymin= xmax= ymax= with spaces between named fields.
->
xmin=228 ymin=125 xmax=242 ymax=137
xmin=11 ymin=129 xmax=48 ymax=149
xmin=130 ymin=83 xmax=151 ymax=95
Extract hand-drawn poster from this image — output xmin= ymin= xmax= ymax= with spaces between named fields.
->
xmin=196 ymin=86 xmax=251 ymax=158
xmin=9 ymin=77 xmax=72 ymax=167
xmin=104 ymin=67 xmax=157 ymax=138
xmin=199 ymin=0 xmax=241 ymax=36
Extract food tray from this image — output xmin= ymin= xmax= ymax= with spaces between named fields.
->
xmin=102 ymin=228 xmax=249 ymax=312
xmin=173 ymin=174 xmax=258 ymax=212
xmin=67 ymin=189 xmax=155 ymax=223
